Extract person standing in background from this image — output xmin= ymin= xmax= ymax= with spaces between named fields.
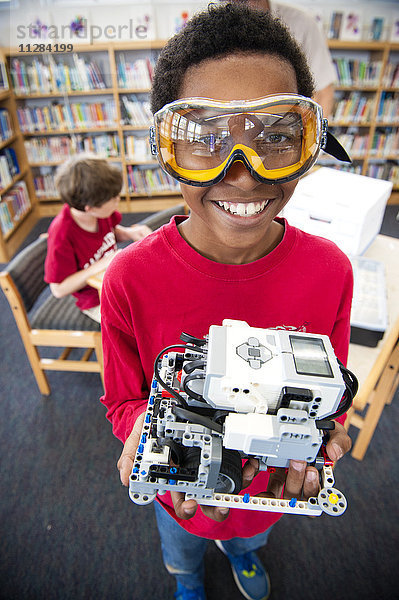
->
xmin=224 ymin=0 xmax=336 ymax=117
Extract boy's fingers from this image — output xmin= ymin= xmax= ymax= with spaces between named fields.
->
xmin=242 ymin=458 xmax=259 ymax=489
xmin=302 ymin=466 xmax=320 ymax=499
xmin=117 ymin=412 xmax=145 ymax=486
xmin=326 ymin=421 xmax=352 ymax=462
xmin=170 ymin=492 xmax=229 ymax=522
xmin=199 ymin=505 xmax=230 ymax=522
xmin=170 ymin=492 xmax=198 ymax=520
xmin=265 ymin=467 xmax=287 ymax=499
xmin=283 ymin=460 xmax=307 ymax=499
xmin=118 ymin=455 xmax=134 ymax=487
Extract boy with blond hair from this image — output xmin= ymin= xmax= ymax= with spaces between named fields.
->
xmin=45 ymin=156 xmax=151 ymax=322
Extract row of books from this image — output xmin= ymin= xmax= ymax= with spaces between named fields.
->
xmin=127 ymin=165 xmax=180 ymax=194
xmin=332 ymin=92 xmax=375 ymax=123
xmin=369 ymin=130 xmax=399 ymax=156
xmin=323 ymin=163 xmax=363 ymax=176
xmin=0 ymin=108 xmax=12 ymax=142
xmin=17 ymin=101 xmax=117 ymax=133
xmin=125 ymin=134 xmax=152 ymax=161
xmin=0 ymin=181 xmax=30 ymax=235
xmin=326 ymin=162 xmax=399 ymax=187
xmin=333 ymin=132 xmax=369 ymax=157
xmin=376 ymin=93 xmax=399 ymax=123
xmin=117 ymin=55 xmax=156 ymax=89
xmin=33 ymin=165 xmax=180 ymax=198
xmin=120 ymin=95 xmax=152 ymax=126
xmin=10 ymin=56 xmax=107 ymax=95
xmin=24 ymin=134 xmax=120 ymax=162
xmin=333 ymin=130 xmax=399 ymax=158
xmin=0 ymin=147 xmax=20 ymax=190
xmin=333 ymin=59 xmax=382 ymax=87
xmin=0 ymin=61 xmax=9 ymax=90
xmin=366 ymin=161 xmax=399 ymax=185
xmin=33 ymin=173 xmax=58 ymax=198
xmin=382 ymin=62 xmax=399 ymax=88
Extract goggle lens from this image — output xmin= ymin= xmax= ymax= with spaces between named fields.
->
xmin=154 ymin=96 xmax=323 ymax=185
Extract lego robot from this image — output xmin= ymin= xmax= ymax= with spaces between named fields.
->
xmin=129 ymin=320 xmax=358 ymax=516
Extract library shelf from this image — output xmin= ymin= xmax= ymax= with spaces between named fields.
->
xmin=3 ymin=205 xmax=33 ymax=241
xmin=327 ymin=39 xmax=399 ymax=202
xmin=14 ymin=89 xmax=115 ymax=99
xmin=0 ymin=133 xmax=17 ymax=151
xmin=0 ymin=47 xmax=38 ymax=262
xmin=5 ymin=40 xmax=183 ymax=226
xmin=0 ymin=167 xmax=28 ymax=196
xmin=23 ymin=127 xmax=119 ymax=136
xmin=2 ymin=38 xmax=397 ymax=255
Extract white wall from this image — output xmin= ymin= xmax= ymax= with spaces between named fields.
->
xmin=1 ymin=0 xmax=398 ymax=48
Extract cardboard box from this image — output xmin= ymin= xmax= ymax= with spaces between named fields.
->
xmin=282 ymin=167 xmax=392 ymax=256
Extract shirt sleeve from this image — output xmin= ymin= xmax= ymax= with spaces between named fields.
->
xmin=44 ymin=228 xmax=79 ymax=284
xmin=111 ymin=210 xmax=122 ymax=228
xmin=99 ymin=257 xmax=149 ymax=443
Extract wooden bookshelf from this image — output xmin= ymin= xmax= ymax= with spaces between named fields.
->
xmin=327 ymin=40 xmax=399 ymax=203
xmin=5 ymin=40 xmax=183 ymax=221
xmin=0 ymin=48 xmax=38 ymax=262
xmin=1 ymin=38 xmax=398 ymax=259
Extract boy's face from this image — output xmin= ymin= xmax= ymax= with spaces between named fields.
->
xmin=86 ymin=195 xmax=120 ymax=219
xmin=177 ymin=53 xmax=300 ymax=264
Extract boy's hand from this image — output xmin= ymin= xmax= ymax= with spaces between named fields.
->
xmin=241 ymin=421 xmax=352 ymax=501
xmin=170 ymin=491 xmax=230 ymax=522
xmin=117 ymin=412 xmax=146 ymax=486
xmin=90 ymin=250 xmax=120 ymax=275
xmin=117 ymin=413 xmax=229 ymax=521
xmin=130 ymin=224 xmax=152 ymax=241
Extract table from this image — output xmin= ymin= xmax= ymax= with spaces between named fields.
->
xmin=346 ymin=234 xmax=399 ymax=460
xmin=87 ymin=270 xmax=104 ymax=295
xmin=87 ymin=234 xmax=399 ymax=461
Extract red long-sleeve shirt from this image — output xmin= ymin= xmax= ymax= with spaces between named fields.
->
xmin=100 ymin=216 xmax=353 ymax=539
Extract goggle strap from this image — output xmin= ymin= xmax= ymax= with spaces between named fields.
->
xmin=322 ymin=130 xmax=352 ymax=164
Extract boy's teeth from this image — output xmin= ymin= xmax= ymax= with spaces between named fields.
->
xmin=217 ymin=200 xmax=268 ymax=216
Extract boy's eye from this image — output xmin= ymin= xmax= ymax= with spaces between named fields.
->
xmin=255 ymin=130 xmax=300 ymax=154
xmin=264 ymin=132 xmax=289 ymax=144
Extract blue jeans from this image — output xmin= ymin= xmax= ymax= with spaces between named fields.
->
xmin=154 ymin=501 xmax=272 ymax=590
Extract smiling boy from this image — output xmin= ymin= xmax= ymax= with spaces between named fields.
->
xmin=100 ymin=4 xmax=353 ymax=600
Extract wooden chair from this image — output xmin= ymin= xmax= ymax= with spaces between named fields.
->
xmin=0 ymin=235 xmax=103 ymax=396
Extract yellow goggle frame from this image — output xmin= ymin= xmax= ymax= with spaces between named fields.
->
xmin=150 ymin=94 xmax=350 ymax=187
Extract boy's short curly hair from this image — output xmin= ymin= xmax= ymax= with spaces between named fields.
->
xmin=151 ymin=2 xmax=314 ymax=113
xmin=55 ymin=155 xmax=123 ymax=211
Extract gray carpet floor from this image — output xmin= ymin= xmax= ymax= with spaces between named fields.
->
xmin=0 ymin=207 xmax=398 ymax=599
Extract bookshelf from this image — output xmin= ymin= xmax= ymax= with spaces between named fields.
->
xmin=325 ymin=40 xmax=399 ymax=203
xmin=1 ymin=39 xmax=398 ymax=258
xmin=5 ymin=40 xmax=183 ymax=221
xmin=0 ymin=48 xmax=37 ymax=262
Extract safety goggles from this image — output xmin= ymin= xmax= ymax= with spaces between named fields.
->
xmin=149 ymin=94 xmax=350 ymax=186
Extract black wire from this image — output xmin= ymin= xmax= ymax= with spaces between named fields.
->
xmin=182 ymin=373 xmax=206 ymax=402
xmin=172 ymin=405 xmax=223 ymax=433
xmin=180 ymin=332 xmax=207 ymax=346
xmin=153 ymin=343 xmax=207 ymax=409
xmin=183 ymin=359 xmax=206 ymax=374
xmin=324 ymin=361 xmax=358 ymax=421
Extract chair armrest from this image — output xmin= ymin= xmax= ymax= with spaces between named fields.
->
xmin=138 ymin=204 xmax=185 ymax=231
